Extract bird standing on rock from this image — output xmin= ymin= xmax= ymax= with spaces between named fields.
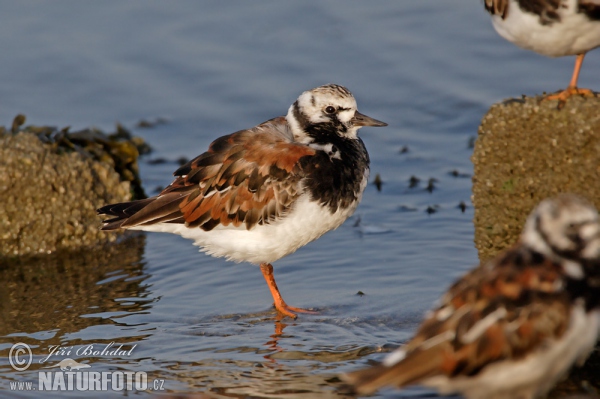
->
xmin=484 ymin=0 xmax=600 ymax=108
xmin=98 ymin=84 xmax=386 ymax=319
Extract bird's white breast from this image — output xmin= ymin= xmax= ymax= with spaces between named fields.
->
xmin=131 ymin=173 xmax=367 ymax=264
xmin=491 ymin=0 xmax=600 ymax=57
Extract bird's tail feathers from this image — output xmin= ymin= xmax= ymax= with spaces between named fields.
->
xmin=341 ymin=347 xmax=444 ymax=395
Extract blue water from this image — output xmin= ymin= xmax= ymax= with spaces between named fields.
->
xmin=1 ymin=1 xmax=598 ymax=398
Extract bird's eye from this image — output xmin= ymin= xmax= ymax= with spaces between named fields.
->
xmin=325 ymin=106 xmax=336 ymax=114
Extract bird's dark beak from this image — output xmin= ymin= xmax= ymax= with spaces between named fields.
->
xmin=351 ymin=111 xmax=387 ymax=127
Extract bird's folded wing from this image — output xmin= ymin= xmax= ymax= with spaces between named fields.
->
xmin=99 ymin=117 xmax=316 ymax=231
xmin=344 ymin=250 xmax=571 ymax=394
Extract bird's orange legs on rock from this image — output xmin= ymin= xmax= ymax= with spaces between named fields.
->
xmin=545 ymin=53 xmax=596 ymax=109
xmin=260 ymin=263 xmax=317 ymax=319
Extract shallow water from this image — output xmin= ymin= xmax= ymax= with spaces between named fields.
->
xmin=1 ymin=1 xmax=599 ymax=398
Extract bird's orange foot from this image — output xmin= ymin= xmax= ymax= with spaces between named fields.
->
xmin=544 ymin=87 xmax=597 ymax=109
xmin=260 ymin=262 xmax=319 ymax=319
xmin=273 ymin=301 xmax=318 ymax=319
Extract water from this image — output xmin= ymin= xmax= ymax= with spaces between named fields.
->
xmin=1 ymin=1 xmax=599 ymax=398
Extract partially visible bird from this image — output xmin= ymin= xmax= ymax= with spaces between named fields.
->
xmin=343 ymin=194 xmax=600 ymax=399
xmin=98 ymin=84 xmax=386 ymax=319
xmin=484 ymin=0 xmax=600 ymax=108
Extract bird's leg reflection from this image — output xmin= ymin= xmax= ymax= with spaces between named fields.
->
xmin=263 ymin=314 xmax=290 ymax=361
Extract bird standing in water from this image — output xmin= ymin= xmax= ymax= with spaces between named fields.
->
xmin=98 ymin=84 xmax=386 ymax=319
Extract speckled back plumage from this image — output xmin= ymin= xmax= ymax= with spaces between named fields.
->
xmin=343 ymin=194 xmax=600 ymax=399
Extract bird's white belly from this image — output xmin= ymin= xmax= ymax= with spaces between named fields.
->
xmin=492 ymin=0 xmax=600 ymax=57
xmin=132 ymin=194 xmax=360 ymax=264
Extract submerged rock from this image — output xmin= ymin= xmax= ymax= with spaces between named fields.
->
xmin=472 ymin=95 xmax=600 ymax=262
xmin=0 ymin=116 xmax=148 ymax=258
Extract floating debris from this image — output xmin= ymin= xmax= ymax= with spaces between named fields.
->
xmin=449 ymin=169 xmax=471 ymax=178
xmin=147 ymin=157 xmax=168 ymax=165
xmin=408 ymin=175 xmax=420 ymax=188
xmin=467 ymin=136 xmax=477 ymax=149
xmin=399 ymin=145 xmax=409 ymax=154
xmin=425 ymin=205 xmax=440 ymax=215
xmin=458 ymin=201 xmax=467 ymax=213
xmin=136 ymin=117 xmax=168 ymax=129
xmin=356 ymin=291 xmax=365 ymax=297
xmin=425 ymin=178 xmax=438 ymax=193
xmin=372 ymin=174 xmax=383 ymax=192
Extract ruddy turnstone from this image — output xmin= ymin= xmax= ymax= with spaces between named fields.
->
xmin=343 ymin=194 xmax=600 ymax=399
xmin=98 ymin=84 xmax=386 ymax=319
xmin=484 ymin=0 xmax=600 ymax=107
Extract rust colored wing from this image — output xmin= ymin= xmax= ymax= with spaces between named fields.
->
xmin=99 ymin=117 xmax=316 ymax=231
xmin=344 ymin=245 xmax=572 ymax=394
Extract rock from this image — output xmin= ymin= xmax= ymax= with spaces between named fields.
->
xmin=471 ymin=95 xmax=600 ymax=262
xmin=0 ymin=118 xmax=148 ymax=258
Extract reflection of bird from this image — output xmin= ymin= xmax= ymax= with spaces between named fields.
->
xmin=98 ymin=84 xmax=386 ymax=319
xmin=45 ymin=358 xmax=91 ymax=371
xmin=484 ymin=0 xmax=600 ymax=107
xmin=343 ymin=194 xmax=600 ymax=399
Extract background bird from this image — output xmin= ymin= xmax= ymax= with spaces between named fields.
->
xmin=343 ymin=194 xmax=600 ymax=399
xmin=484 ymin=0 xmax=600 ymax=108
xmin=98 ymin=84 xmax=386 ymax=319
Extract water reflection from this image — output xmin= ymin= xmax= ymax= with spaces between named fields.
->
xmin=264 ymin=316 xmax=288 ymax=356
xmin=0 ymin=234 xmax=152 ymax=371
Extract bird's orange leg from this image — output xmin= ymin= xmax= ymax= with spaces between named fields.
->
xmin=545 ymin=53 xmax=596 ymax=108
xmin=260 ymin=263 xmax=318 ymax=319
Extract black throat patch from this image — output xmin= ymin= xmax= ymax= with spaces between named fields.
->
xmin=298 ymin=124 xmax=369 ymax=213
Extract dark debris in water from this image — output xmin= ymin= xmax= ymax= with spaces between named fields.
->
xmin=136 ymin=117 xmax=168 ymax=129
xmin=425 ymin=178 xmax=438 ymax=193
xmin=448 ymin=169 xmax=470 ymax=178
xmin=425 ymin=205 xmax=439 ymax=215
xmin=408 ymin=175 xmax=420 ymax=188
xmin=372 ymin=173 xmax=383 ymax=192
xmin=467 ymin=136 xmax=476 ymax=149
xmin=147 ymin=157 xmax=169 ymax=165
